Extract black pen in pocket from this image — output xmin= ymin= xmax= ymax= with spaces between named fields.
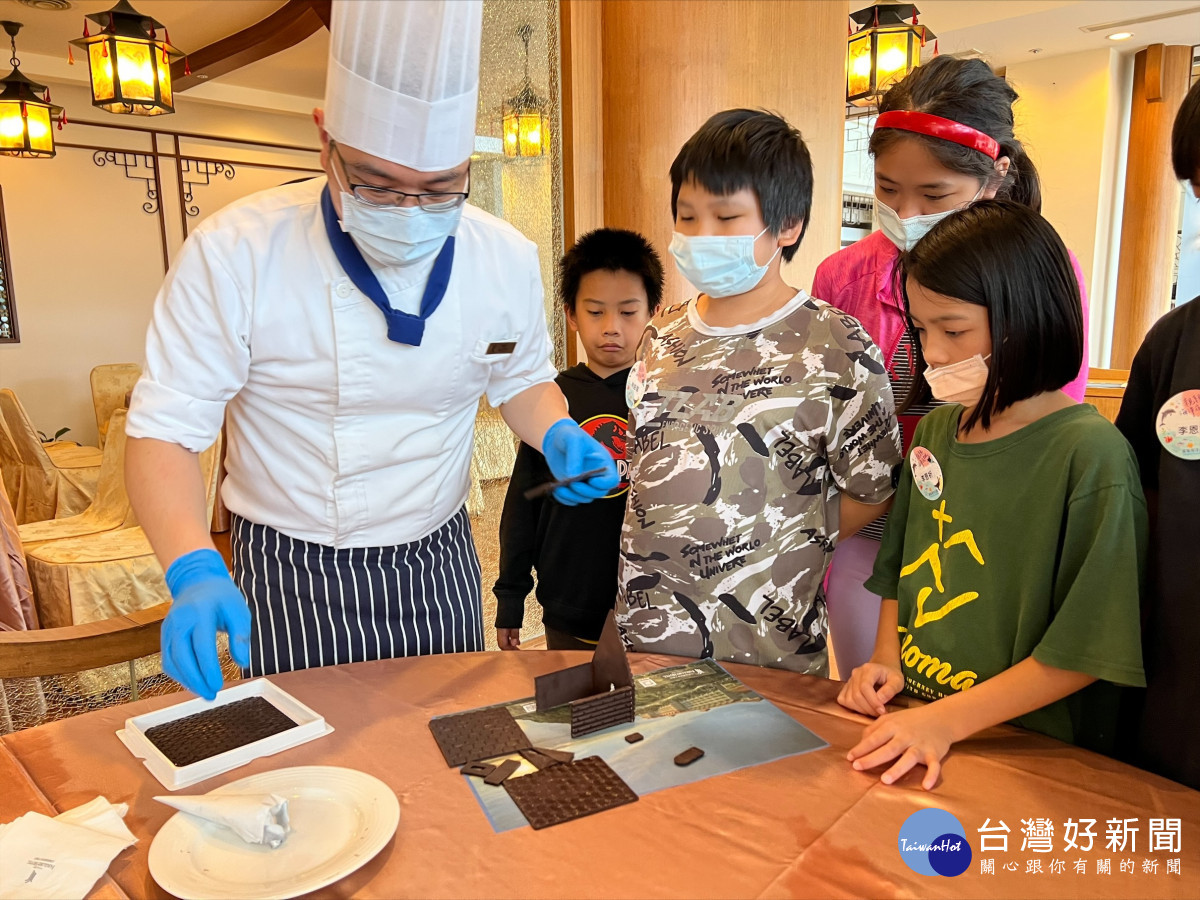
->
xmin=523 ymin=468 xmax=609 ymax=500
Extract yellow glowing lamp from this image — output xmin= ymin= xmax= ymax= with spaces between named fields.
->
xmin=70 ymin=0 xmax=182 ymax=116
xmin=847 ymin=3 xmax=935 ymax=108
xmin=0 ymin=22 xmax=64 ymax=159
xmin=501 ymin=24 xmax=550 ymax=159
xmin=502 ymin=87 xmax=550 ymax=159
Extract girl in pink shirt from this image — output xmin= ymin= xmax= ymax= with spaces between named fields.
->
xmin=812 ymin=57 xmax=1090 ymax=676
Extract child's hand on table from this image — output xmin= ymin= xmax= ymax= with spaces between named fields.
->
xmin=846 ymin=704 xmax=955 ymax=791
xmin=496 ymin=628 xmax=521 ymax=651
xmin=837 ymin=661 xmax=904 ymax=717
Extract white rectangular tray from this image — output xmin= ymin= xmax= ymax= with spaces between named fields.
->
xmin=117 ymin=679 xmax=334 ymax=790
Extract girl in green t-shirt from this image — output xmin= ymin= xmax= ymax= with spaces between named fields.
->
xmin=837 ymin=199 xmax=1146 ymax=791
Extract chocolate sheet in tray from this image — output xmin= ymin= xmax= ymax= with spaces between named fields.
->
xmin=117 ymin=679 xmax=334 ymax=790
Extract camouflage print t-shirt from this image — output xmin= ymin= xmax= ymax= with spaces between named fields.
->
xmin=615 ymin=291 xmax=901 ymax=675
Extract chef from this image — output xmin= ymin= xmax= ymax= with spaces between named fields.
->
xmin=125 ymin=0 xmax=617 ymax=700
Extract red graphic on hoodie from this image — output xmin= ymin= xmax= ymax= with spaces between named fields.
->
xmin=579 ymin=413 xmax=629 ymax=497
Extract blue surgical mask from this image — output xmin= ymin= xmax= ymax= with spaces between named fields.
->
xmin=669 ymin=227 xmax=780 ymax=299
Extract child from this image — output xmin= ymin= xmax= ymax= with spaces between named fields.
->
xmin=493 ymin=229 xmax=664 ymax=651
xmin=839 ymin=199 xmax=1146 ymax=791
xmin=1116 ymin=75 xmax=1200 ymax=790
xmin=615 ymin=109 xmax=902 ymax=676
xmin=812 ymin=56 xmax=1093 ymax=677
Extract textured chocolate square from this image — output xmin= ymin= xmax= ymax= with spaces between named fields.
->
xmin=143 ymin=697 xmax=298 ymax=768
xmin=428 ymin=706 xmax=532 ymax=767
xmin=674 ymin=747 xmax=705 ymax=766
xmin=624 ymin=732 xmax=644 ymax=744
xmin=484 ymin=758 xmax=521 ymax=785
xmin=503 ymin=756 xmax=638 ymax=830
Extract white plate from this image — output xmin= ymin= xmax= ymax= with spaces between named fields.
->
xmin=148 ymin=766 xmax=400 ymax=900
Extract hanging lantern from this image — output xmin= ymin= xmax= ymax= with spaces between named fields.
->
xmin=501 ymin=24 xmax=550 ymax=158
xmin=0 ymin=21 xmax=64 ymax=159
xmin=847 ymin=3 xmax=935 ymax=108
xmin=70 ymin=0 xmax=182 ymax=116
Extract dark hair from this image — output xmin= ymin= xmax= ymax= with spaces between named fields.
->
xmin=559 ymin=228 xmax=664 ymax=314
xmin=900 ymin=199 xmax=1082 ymax=431
xmin=1173 ymin=76 xmax=1200 ymax=182
xmin=669 ymin=109 xmax=814 ymax=262
xmin=871 ymin=57 xmax=1042 ymax=212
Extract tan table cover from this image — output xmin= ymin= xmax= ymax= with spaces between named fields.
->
xmin=0 ymin=389 xmax=101 ymax=523
xmin=1 ymin=651 xmax=1196 ymax=899
xmin=20 ymin=410 xmax=136 ymax=554
xmin=90 ymin=364 xmax=142 ymax=450
xmin=24 ymin=435 xmax=221 ymax=629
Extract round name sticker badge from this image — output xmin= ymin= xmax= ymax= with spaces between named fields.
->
xmin=1156 ymin=389 xmax=1200 ymax=461
xmin=626 ymin=360 xmax=648 ymax=409
xmin=910 ymin=445 xmax=944 ymax=501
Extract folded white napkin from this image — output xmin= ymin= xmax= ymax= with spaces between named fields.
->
xmin=155 ymin=793 xmax=290 ymax=848
xmin=0 ymin=797 xmax=137 ymax=899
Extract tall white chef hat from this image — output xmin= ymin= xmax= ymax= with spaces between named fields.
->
xmin=324 ymin=0 xmax=482 ymax=172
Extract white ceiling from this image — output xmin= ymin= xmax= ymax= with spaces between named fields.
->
xmin=3 ymin=0 xmax=1196 ymax=111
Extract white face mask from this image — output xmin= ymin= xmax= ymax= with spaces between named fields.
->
xmin=875 ymin=184 xmax=986 ymax=252
xmin=333 ymin=169 xmax=463 ymax=268
xmin=924 ymin=353 xmax=991 ymax=405
xmin=669 ymin=227 xmax=780 ymax=299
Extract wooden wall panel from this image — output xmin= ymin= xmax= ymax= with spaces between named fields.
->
xmin=598 ymin=0 xmax=846 ymax=304
xmin=1111 ymin=43 xmax=1193 ymax=368
xmin=560 ymin=0 xmax=605 ymax=367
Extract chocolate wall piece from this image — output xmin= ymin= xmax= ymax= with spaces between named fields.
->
xmin=461 ymin=762 xmax=497 ymax=779
xmin=143 ymin=697 xmax=298 ymax=768
xmin=428 ymin=706 xmax=532 ymax=767
xmin=519 ymin=748 xmax=562 ymax=770
xmin=503 ymin=756 xmax=638 ymax=830
xmin=570 ymin=685 xmax=635 ymax=738
xmin=624 ymin=732 xmax=644 ymax=744
xmin=483 ymin=758 xmax=521 ymax=786
xmin=532 ymin=747 xmax=575 ymax=764
xmin=533 ymin=611 xmax=635 ymax=714
xmin=674 ymin=747 xmax=705 ymax=766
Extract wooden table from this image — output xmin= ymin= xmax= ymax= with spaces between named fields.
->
xmin=2 ymin=651 xmax=1198 ymax=899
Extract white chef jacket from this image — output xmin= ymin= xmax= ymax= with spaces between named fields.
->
xmin=127 ymin=177 xmax=556 ymax=548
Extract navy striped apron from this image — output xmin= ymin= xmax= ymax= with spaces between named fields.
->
xmin=230 ymin=508 xmax=483 ymax=676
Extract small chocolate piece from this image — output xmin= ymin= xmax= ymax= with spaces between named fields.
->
xmin=461 ymin=762 xmax=497 ymax=779
xmin=143 ymin=697 xmax=298 ymax=768
xmin=674 ymin=747 xmax=705 ymax=767
xmin=483 ymin=758 xmax=521 ymax=786
xmin=520 ymin=748 xmax=561 ymax=770
xmin=503 ymin=756 xmax=638 ymax=829
xmin=428 ymin=706 xmax=532 ymax=767
xmin=532 ymin=746 xmax=574 ymax=764
xmin=624 ymin=732 xmax=644 ymax=744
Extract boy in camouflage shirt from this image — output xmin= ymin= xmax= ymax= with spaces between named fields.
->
xmin=616 ymin=110 xmax=901 ymax=676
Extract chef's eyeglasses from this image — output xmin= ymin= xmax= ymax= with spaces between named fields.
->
xmin=330 ymin=141 xmax=470 ymax=212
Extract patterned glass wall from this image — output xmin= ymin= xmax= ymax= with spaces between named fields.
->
xmin=476 ymin=0 xmax=564 ymax=366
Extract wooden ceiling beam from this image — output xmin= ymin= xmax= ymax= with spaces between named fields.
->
xmin=171 ymin=0 xmax=331 ymax=93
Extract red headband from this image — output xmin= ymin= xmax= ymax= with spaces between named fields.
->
xmin=874 ymin=110 xmax=1001 ymax=160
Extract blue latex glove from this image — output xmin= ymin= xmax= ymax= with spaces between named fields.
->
xmin=541 ymin=418 xmax=621 ymax=506
xmin=162 ymin=549 xmax=251 ymax=701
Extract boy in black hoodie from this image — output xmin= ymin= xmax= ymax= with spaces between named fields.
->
xmin=494 ymin=229 xmax=664 ymax=650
